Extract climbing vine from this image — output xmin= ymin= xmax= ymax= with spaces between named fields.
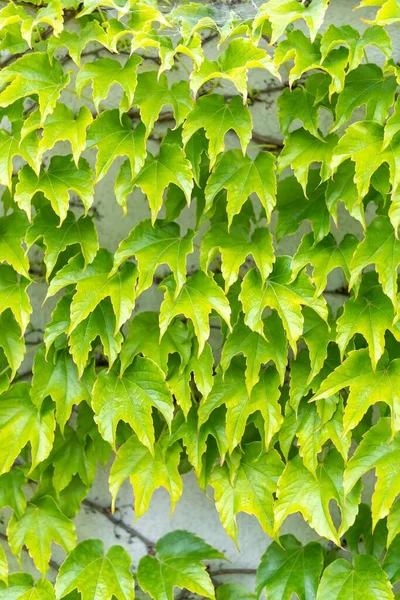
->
xmin=0 ymin=0 xmax=399 ymax=597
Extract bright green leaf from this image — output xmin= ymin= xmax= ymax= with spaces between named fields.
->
xmin=15 ymin=155 xmax=94 ymax=224
xmin=92 ymin=357 xmax=174 ymax=451
xmin=316 ymin=555 xmax=394 ymax=600
xmin=160 ymin=271 xmax=231 ymax=356
xmin=256 ymin=534 xmax=324 ymax=600
xmin=109 ymin=432 xmax=182 ymax=517
xmin=8 ymin=496 xmax=76 ymax=575
xmin=113 ymin=219 xmax=194 ymax=295
xmin=137 ymin=530 xmax=224 ymax=600
xmin=182 ymin=94 xmax=252 ymax=168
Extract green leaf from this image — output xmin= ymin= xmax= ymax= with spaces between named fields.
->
xmin=0 ymin=575 xmax=54 ymax=600
xmin=189 ymin=38 xmax=280 ymax=99
xmin=49 ymin=426 xmax=97 ymax=493
xmin=0 ymin=382 xmax=54 ymax=474
xmin=205 ymin=150 xmax=276 ymax=227
xmin=168 ymin=3 xmax=219 ymax=40
xmin=18 ymin=1 xmax=63 ymax=47
xmin=47 ymin=20 xmax=108 ymax=66
xmin=256 ymin=534 xmax=324 ymax=600
xmin=70 ymin=299 xmax=123 ymax=376
xmin=0 ymin=311 xmax=25 ymax=378
xmin=210 ymin=442 xmax=283 ymax=542
xmin=26 ymin=205 xmax=98 ymax=278
xmin=385 ymin=533 xmax=400 ymax=587
xmin=43 ymin=295 xmax=72 ymax=354
xmin=55 ymin=539 xmax=134 ymax=600
xmin=137 ymin=530 xmax=224 ymax=600
xmin=316 ymin=555 xmax=394 ymax=600
xmin=77 ymin=403 xmax=111 ymax=468
xmin=0 ymin=266 xmax=31 ymax=335
xmin=356 ymin=0 xmax=400 ymax=26
xmin=113 ymin=219 xmax=194 ymax=295
xmin=388 ymin=499 xmax=400 ymax=548
xmin=216 ymin=584 xmax=255 ymax=600
xmin=182 ymin=94 xmax=252 ymax=168
xmin=75 ymin=55 xmax=142 ymax=112
xmin=325 ymin=160 xmax=365 ymax=228
xmin=130 ymin=32 xmax=192 ymax=76
xmin=274 ymin=450 xmax=362 ymax=545
xmin=296 ymin=400 xmax=351 ymax=475
xmin=0 ymin=212 xmax=29 ymax=278
xmin=278 ymin=129 xmax=337 ymax=195
xmin=288 ymin=351 xmax=316 ymax=413
xmin=0 ymin=544 xmax=7 ymax=586
xmin=312 ymin=349 xmax=400 ymax=436
xmin=160 ymin=271 xmax=231 ymax=356
xmin=31 ymin=347 xmax=92 ymax=432
xmin=291 ymin=232 xmax=358 ymax=296
xmin=0 ymin=24 xmax=29 ymax=56
xmin=199 ymin=361 xmax=282 ymax=452
xmin=8 ymin=496 xmax=76 ymax=575
xmin=27 ymin=104 xmax=93 ymax=167
xmin=220 ymin=313 xmax=287 ymax=393
xmin=0 ymin=2 xmax=27 ymax=29
xmin=344 ymin=418 xmax=400 ymax=527
xmin=86 ymin=110 xmax=146 ymax=182
xmin=240 ymin=257 xmax=327 ymax=353
xmin=349 ymin=216 xmax=400 ymax=309
xmin=301 ymin=308 xmax=335 ymax=384
xmin=133 ymin=71 xmax=193 ymax=135
xmin=0 ymin=126 xmax=36 ymax=191
xmin=337 ymin=273 xmax=399 ymax=368
xmin=166 ymin=342 xmax=213 ymax=416
xmin=119 ymin=311 xmax=191 ymax=376
xmin=69 ymin=260 xmax=137 ymax=334
xmin=320 ymin=24 xmax=392 ymax=71
xmin=345 ymin=502 xmax=387 ymax=557
xmin=170 ymin=406 xmax=227 ymax=481
xmin=0 ymin=53 xmax=69 ymax=122
xmin=0 ymin=357 xmax=13 ymax=396
xmin=201 ymin=223 xmax=274 ymax=291
xmin=274 ymin=31 xmax=320 ymax=87
xmin=15 ymin=155 xmax=95 ymax=224
xmin=384 ymin=96 xmax=400 ymax=148
xmin=0 ymin=471 xmax=26 ymax=518
xmin=331 ymin=122 xmax=400 ymax=229
xmin=277 ymin=86 xmax=323 ymax=141
xmin=254 ymin=0 xmax=329 ymax=44
xmin=92 ymin=357 xmax=174 ymax=451
xmin=332 ymin=65 xmax=396 ymax=130
xmin=276 ymin=172 xmax=330 ymax=243
xmin=109 ymin=432 xmax=182 ymax=516
xmin=127 ymin=144 xmax=193 ymax=224
xmin=45 ymin=249 xmax=112 ymax=300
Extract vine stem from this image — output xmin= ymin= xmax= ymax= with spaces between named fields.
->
xmin=82 ymin=499 xmax=156 ymax=552
xmin=212 ymin=568 xmax=257 ymax=576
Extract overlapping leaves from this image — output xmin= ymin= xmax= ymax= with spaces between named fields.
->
xmin=0 ymin=0 xmax=400 ymax=597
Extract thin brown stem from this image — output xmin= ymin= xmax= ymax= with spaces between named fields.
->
xmin=251 ymin=131 xmax=284 ymax=150
xmin=211 ymin=567 xmax=257 ymax=576
xmin=82 ymin=499 xmax=156 ymax=552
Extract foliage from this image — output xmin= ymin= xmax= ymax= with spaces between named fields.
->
xmin=0 ymin=0 xmax=399 ymax=598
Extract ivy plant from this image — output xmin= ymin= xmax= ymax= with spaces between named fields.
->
xmin=0 ymin=0 xmax=399 ymax=598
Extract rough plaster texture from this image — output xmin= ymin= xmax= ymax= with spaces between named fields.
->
xmin=1 ymin=0 xmax=399 ymax=593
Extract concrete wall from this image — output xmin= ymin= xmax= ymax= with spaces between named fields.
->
xmin=2 ymin=0 xmax=399 ymax=595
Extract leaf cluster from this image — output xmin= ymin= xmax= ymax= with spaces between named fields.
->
xmin=0 ymin=0 xmax=399 ymax=598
